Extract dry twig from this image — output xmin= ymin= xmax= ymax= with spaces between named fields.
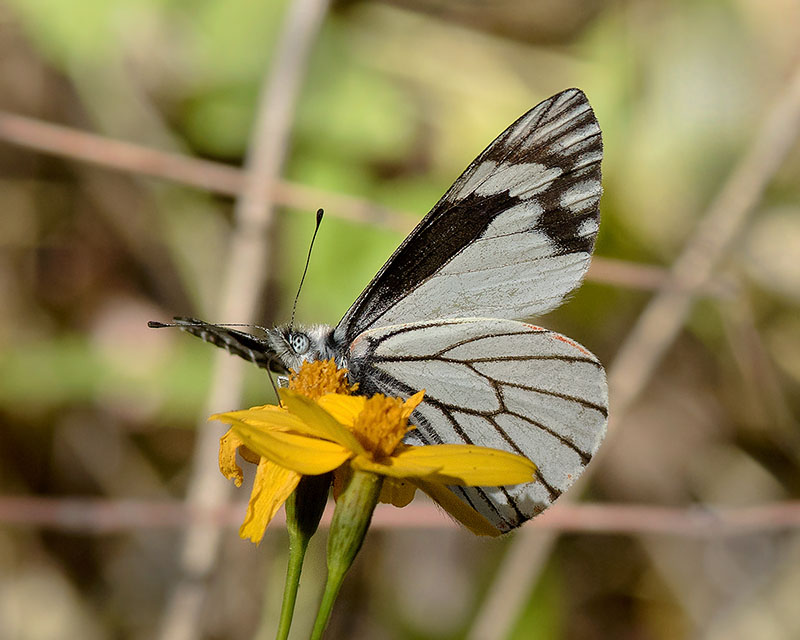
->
xmin=0 ymin=107 xmax=411 ymax=231
xmin=4 ymin=496 xmax=800 ymax=537
xmin=0 ymin=99 xmax=716 ymax=296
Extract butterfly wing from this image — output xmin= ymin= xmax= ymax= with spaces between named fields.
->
xmin=334 ymin=88 xmax=602 ymax=346
xmin=348 ymin=318 xmax=608 ymax=532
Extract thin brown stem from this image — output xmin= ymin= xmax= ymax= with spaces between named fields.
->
xmin=0 ymin=107 xmax=721 ymax=296
xmin=4 ymin=496 xmax=800 ymax=537
xmin=0 ymin=108 xmax=411 ymax=231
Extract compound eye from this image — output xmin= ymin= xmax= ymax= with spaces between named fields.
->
xmin=288 ymin=332 xmax=310 ymax=355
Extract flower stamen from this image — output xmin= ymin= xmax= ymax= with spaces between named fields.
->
xmin=287 ymin=359 xmax=357 ymax=399
xmin=350 ymin=394 xmax=415 ymax=460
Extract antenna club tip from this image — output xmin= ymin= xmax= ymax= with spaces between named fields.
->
xmin=147 ymin=321 xmax=168 ymax=328
xmin=291 ymin=208 xmax=325 ymax=326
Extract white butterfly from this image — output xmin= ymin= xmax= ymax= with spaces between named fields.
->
xmin=154 ymin=88 xmax=608 ymax=533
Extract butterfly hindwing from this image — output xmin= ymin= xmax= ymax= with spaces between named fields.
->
xmin=334 ymin=88 xmax=602 ymax=346
xmin=348 ymin=318 xmax=608 ymax=532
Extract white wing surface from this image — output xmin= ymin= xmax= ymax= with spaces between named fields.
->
xmin=349 ymin=318 xmax=608 ymax=532
xmin=335 ymin=89 xmax=602 ymax=346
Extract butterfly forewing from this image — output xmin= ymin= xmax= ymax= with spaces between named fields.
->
xmin=349 ymin=318 xmax=608 ymax=532
xmin=334 ymin=88 xmax=602 ymax=346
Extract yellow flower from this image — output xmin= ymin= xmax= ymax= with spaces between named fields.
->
xmin=215 ymin=360 xmax=536 ymax=542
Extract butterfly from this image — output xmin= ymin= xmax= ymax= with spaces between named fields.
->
xmin=153 ymin=88 xmax=608 ymax=533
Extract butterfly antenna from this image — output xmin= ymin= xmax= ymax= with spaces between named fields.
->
xmin=289 ymin=208 xmax=324 ymax=329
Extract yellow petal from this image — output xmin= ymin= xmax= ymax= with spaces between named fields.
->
xmin=278 ymin=390 xmax=367 ymax=456
xmin=232 ymin=420 xmax=351 ymax=475
xmin=401 ymin=389 xmax=426 ymax=420
xmin=379 ymin=478 xmax=417 ymax=507
xmin=211 ymin=405 xmax=307 ymax=433
xmin=240 ymin=458 xmax=301 ymax=543
xmin=415 ymin=480 xmax=501 ymax=537
xmin=351 ymin=455 xmax=442 ymax=478
xmin=214 ymin=404 xmax=353 ymax=445
xmin=394 ymin=444 xmax=536 ymax=486
xmin=316 ymin=394 xmax=366 ymax=427
xmin=238 ymin=445 xmax=261 ymax=465
xmin=219 ymin=429 xmax=245 ymax=487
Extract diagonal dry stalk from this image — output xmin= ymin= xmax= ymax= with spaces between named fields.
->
xmin=466 ymin=62 xmax=800 ymax=640
xmin=0 ymin=108 xmax=412 ymax=231
xmin=155 ymin=1 xmax=331 ymax=640
xmin=0 ymin=108 xmax=707 ymax=295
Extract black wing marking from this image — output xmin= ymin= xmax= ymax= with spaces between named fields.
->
xmin=334 ymin=89 xmax=602 ymax=346
xmin=348 ymin=318 xmax=608 ymax=533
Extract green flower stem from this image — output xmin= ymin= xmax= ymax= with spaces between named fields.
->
xmin=310 ymin=469 xmax=384 ymax=640
xmin=274 ymin=535 xmax=305 ymax=640
xmin=275 ymin=473 xmax=331 ymax=640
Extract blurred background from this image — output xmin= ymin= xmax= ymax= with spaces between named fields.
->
xmin=1 ymin=0 xmax=800 ymax=638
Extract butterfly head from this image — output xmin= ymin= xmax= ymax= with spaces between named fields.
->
xmin=267 ymin=323 xmax=342 ymax=372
